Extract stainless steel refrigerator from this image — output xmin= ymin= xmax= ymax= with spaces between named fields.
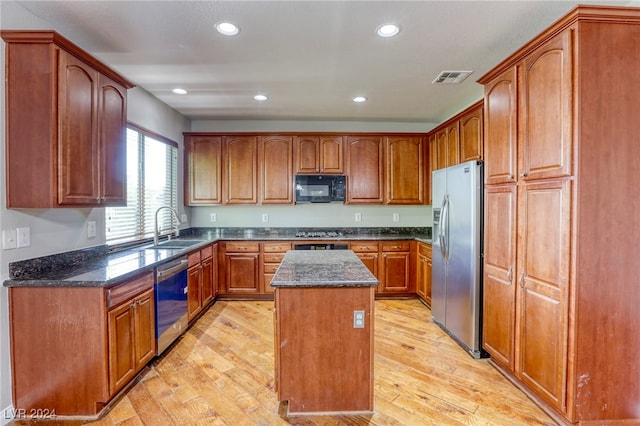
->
xmin=432 ymin=160 xmax=484 ymax=358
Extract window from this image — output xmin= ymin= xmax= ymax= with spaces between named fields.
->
xmin=106 ymin=125 xmax=178 ymax=244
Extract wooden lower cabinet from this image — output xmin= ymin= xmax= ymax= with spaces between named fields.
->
xmin=187 ymin=250 xmax=203 ymax=321
xmin=379 ymin=241 xmax=413 ymax=294
xmin=8 ymin=271 xmax=154 ymax=417
xmin=108 ymin=287 xmax=155 ymax=395
xmin=262 ymin=242 xmax=292 ymax=293
xmin=416 ymin=242 xmax=432 ymax=306
xmin=350 ymin=241 xmax=379 ymax=280
xmin=221 ymin=241 xmax=261 ymax=295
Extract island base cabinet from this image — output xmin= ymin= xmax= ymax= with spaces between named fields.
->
xmin=275 ymin=286 xmax=374 ymax=414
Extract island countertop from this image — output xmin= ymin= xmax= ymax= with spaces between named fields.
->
xmin=270 ymin=250 xmax=379 ymax=288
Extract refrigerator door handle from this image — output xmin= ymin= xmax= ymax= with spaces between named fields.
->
xmin=441 ymin=194 xmax=450 ymax=262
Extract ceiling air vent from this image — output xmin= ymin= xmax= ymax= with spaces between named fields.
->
xmin=432 ymin=71 xmax=472 ymax=84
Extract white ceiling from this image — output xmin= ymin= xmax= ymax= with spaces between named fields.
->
xmin=4 ymin=0 xmax=638 ymax=123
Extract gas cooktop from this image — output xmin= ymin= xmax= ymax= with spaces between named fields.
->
xmin=295 ymin=231 xmax=345 ymax=238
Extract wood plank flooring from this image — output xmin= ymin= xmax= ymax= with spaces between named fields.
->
xmin=52 ymin=300 xmax=557 ymax=425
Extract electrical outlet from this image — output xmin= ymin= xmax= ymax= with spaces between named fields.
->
xmin=87 ymin=221 xmax=97 ymax=238
xmin=353 ymin=310 xmax=365 ymax=328
xmin=262 ymin=213 xmax=269 ymax=223
xmin=393 ymin=213 xmax=400 ymax=222
xmin=181 ymin=214 xmax=188 ymax=223
xmin=210 ymin=213 xmax=217 ymax=222
xmin=16 ymin=227 xmax=31 ymax=248
xmin=355 ymin=212 xmax=362 ymax=222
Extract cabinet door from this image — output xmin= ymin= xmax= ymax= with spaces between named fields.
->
xmin=483 ymin=184 xmax=517 ymax=371
xmin=225 ymin=253 xmax=260 ymax=293
xmin=381 ymin=252 xmax=411 ymax=292
xmin=385 ymin=136 xmax=424 ymax=204
xmin=519 ymin=30 xmax=573 ymax=181
xmin=319 ymin=136 xmax=343 ymax=173
xmin=201 ymin=256 xmax=214 ymax=306
xmin=187 ymin=265 xmax=202 ymax=321
xmin=58 ymin=50 xmax=100 ymax=205
xmin=185 ymin=136 xmax=222 ymax=205
xmin=428 ymin=133 xmax=437 ymax=203
xmin=435 ymin=129 xmax=448 ymax=170
xmin=133 ymin=289 xmax=155 ymax=368
xmin=260 ymin=136 xmax=293 ymax=204
xmin=223 ymin=136 xmax=258 ymax=204
xmin=484 ymin=67 xmax=518 ymax=185
xmin=516 ymin=179 xmax=571 ymax=410
xmin=295 ymin=136 xmax=320 ymax=173
xmin=460 ymin=106 xmax=484 ymax=163
xmin=98 ymin=75 xmax=127 ymax=205
xmin=108 ymin=301 xmax=136 ymax=394
xmin=446 ymin=121 xmax=460 ymax=167
xmin=345 ymin=136 xmax=384 ymax=203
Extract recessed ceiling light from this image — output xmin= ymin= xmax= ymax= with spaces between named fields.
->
xmin=254 ymin=94 xmax=268 ymax=101
xmin=377 ymin=24 xmax=400 ymax=38
xmin=216 ymin=22 xmax=240 ymax=36
xmin=353 ymin=96 xmax=367 ymax=103
xmin=172 ymin=88 xmax=188 ymax=95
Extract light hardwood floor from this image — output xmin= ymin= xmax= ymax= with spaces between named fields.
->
xmin=80 ymin=299 xmax=555 ymax=425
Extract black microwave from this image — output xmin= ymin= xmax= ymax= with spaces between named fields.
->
xmin=295 ymin=175 xmax=346 ymax=203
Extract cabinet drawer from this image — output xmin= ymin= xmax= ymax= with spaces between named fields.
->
xmin=350 ymin=242 xmax=379 ymax=252
xmin=263 ymin=242 xmax=292 ymax=253
xmin=418 ymin=243 xmax=432 ymax=258
xmin=264 ymin=253 xmax=286 ymax=263
xmin=226 ymin=241 xmax=260 ymax=252
xmin=382 ymin=241 xmax=411 ymax=252
xmin=201 ymin=245 xmax=213 ymax=259
xmin=263 ymin=264 xmax=280 ymax=274
xmin=107 ymin=271 xmax=154 ymax=308
xmin=188 ymin=251 xmax=201 ymax=267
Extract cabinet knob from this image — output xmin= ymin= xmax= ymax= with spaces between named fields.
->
xmin=508 ymin=174 xmax=514 ymax=180
xmin=519 ymin=172 xmax=527 ymax=178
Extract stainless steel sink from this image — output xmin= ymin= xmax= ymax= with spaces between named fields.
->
xmin=149 ymin=239 xmax=203 ymax=250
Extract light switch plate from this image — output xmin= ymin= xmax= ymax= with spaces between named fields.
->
xmin=16 ymin=227 xmax=30 ymax=248
xmin=262 ymin=213 xmax=269 ymax=222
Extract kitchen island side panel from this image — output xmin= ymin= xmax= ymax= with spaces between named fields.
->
xmin=276 ymin=286 xmax=374 ymax=414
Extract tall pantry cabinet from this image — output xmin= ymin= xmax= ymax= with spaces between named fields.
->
xmin=479 ymin=6 xmax=640 ymax=424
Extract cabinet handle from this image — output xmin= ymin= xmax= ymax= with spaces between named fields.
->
xmin=518 ymin=272 xmax=525 ymax=288
xmin=519 ymin=172 xmax=527 ymax=178
xmin=508 ymin=174 xmax=514 ymax=180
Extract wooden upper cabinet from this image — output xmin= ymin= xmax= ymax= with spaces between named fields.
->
xmin=223 ymin=136 xmax=259 ymax=204
xmin=435 ymin=129 xmax=448 ymax=170
xmin=518 ymin=30 xmax=573 ymax=181
xmin=185 ymin=136 xmax=222 ymax=205
xmin=446 ymin=121 xmax=460 ymax=167
xmin=345 ymin=136 xmax=384 ymax=203
xmin=2 ymin=31 xmax=133 ymax=208
xmin=385 ymin=136 xmax=424 ymax=204
xmin=294 ymin=136 xmax=343 ymax=173
xmin=484 ymin=67 xmax=518 ymax=185
xmin=459 ymin=105 xmax=484 ymax=163
xmin=260 ymin=136 xmax=294 ymax=204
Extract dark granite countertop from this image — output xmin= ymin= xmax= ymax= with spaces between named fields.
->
xmin=270 ymin=250 xmax=378 ymax=288
xmin=4 ymin=227 xmax=430 ymax=288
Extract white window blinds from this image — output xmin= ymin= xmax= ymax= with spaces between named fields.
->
xmin=106 ymin=126 xmax=178 ymax=244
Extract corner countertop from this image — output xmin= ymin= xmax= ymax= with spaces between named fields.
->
xmin=270 ymin=250 xmax=378 ymax=288
xmin=4 ymin=227 xmax=430 ymax=288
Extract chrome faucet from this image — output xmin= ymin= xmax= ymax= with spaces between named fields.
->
xmin=154 ymin=206 xmax=182 ymax=246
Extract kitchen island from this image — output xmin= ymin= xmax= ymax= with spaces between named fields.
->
xmin=270 ymin=250 xmax=378 ymax=415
